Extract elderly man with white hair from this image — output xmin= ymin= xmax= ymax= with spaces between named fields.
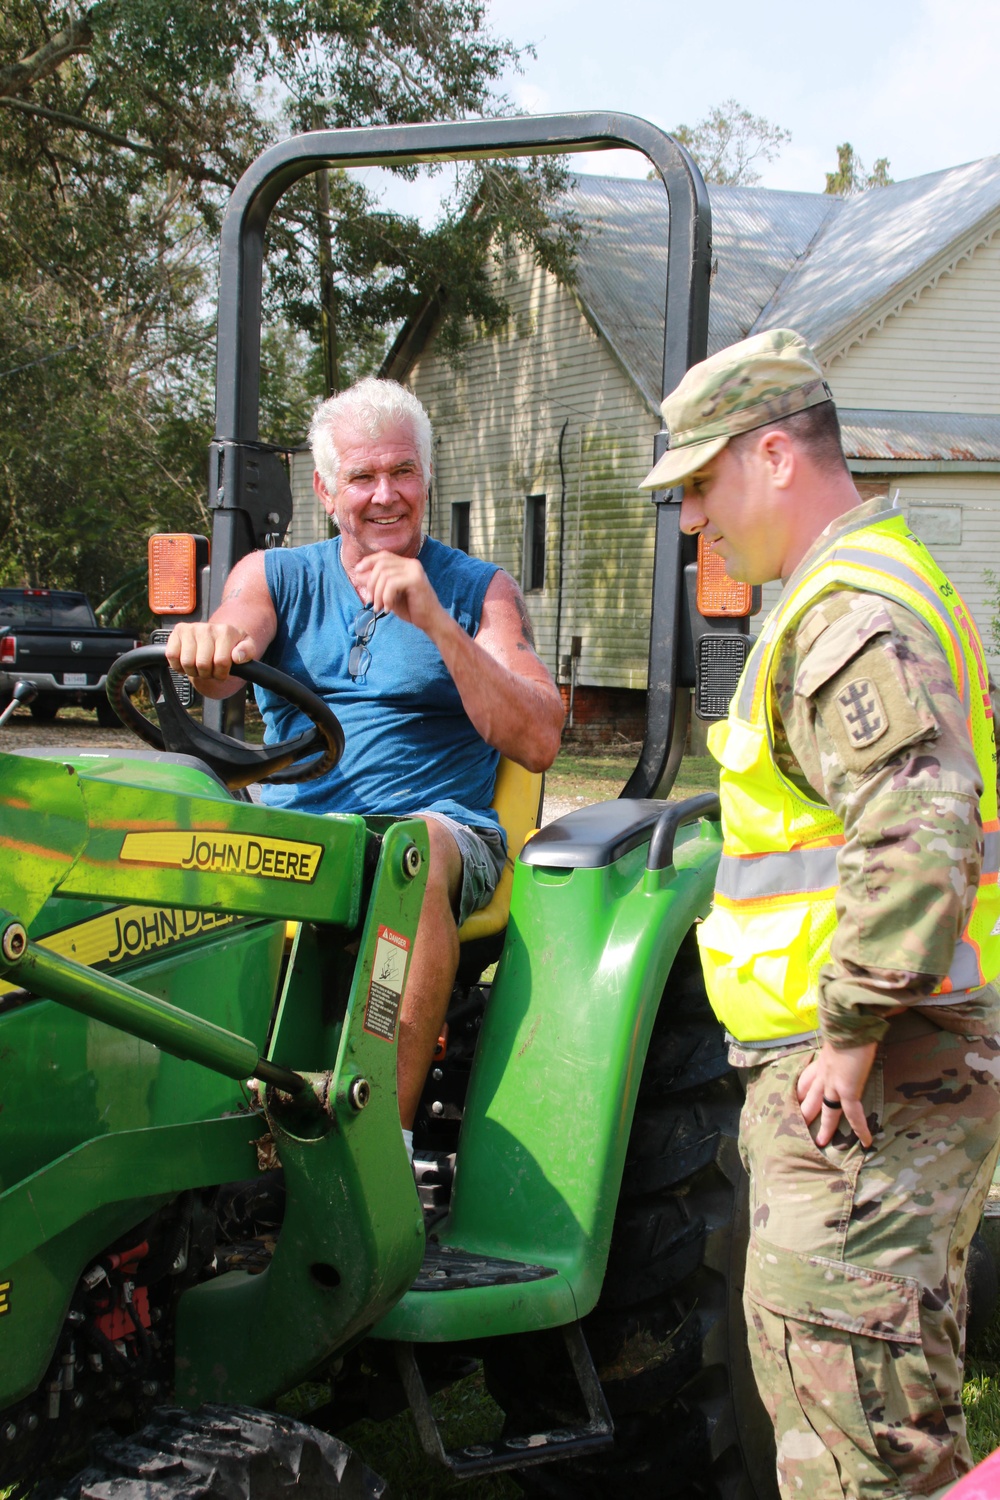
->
xmin=168 ymin=378 xmax=564 ymax=1150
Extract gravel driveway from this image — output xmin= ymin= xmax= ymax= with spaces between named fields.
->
xmin=1 ymin=707 xmax=135 ymax=753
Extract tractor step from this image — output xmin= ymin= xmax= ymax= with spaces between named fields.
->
xmin=411 ymin=1243 xmax=557 ymax=1292
xmin=412 ymin=1150 xmax=454 ymax=1216
xmin=394 ymin=1322 xmax=613 ymax=1476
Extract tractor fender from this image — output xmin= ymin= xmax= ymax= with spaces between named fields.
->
xmin=376 ymin=800 xmax=722 ymax=1342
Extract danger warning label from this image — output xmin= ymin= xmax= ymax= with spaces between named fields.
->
xmin=363 ymin=925 xmax=410 ymax=1041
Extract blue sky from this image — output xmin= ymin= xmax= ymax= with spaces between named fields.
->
xmin=354 ymin=0 xmax=999 ymax=218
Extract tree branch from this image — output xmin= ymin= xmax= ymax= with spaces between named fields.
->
xmin=0 ymin=12 xmax=95 ymax=97
xmin=0 ymin=95 xmax=233 ymax=186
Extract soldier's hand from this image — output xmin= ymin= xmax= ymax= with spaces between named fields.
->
xmin=166 ymin=621 xmax=259 ymax=684
xmin=797 ymin=1039 xmax=877 ymax=1149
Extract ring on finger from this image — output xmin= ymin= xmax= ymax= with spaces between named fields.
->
xmin=822 ymin=1096 xmax=842 ymax=1109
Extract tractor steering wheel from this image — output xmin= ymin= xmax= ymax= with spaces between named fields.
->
xmin=105 ymin=646 xmax=345 ymax=791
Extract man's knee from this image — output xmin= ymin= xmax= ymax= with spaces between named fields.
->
xmin=416 ymin=817 xmax=463 ymax=917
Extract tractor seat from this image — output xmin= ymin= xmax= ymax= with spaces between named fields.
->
xmin=281 ymin=759 xmax=543 ymax=959
xmin=452 ymin=758 xmax=543 ymax=984
xmin=458 ymin=757 xmax=544 ymax=944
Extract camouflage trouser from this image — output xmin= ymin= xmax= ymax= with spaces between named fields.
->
xmin=740 ymin=1013 xmax=1000 ymax=1499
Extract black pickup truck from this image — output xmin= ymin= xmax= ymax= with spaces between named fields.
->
xmin=0 ymin=588 xmax=139 ymax=725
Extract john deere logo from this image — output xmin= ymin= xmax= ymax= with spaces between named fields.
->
xmin=70 ymin=640 xmax=83 ymax=653
xmin=120 ymin=830 xmax=323 ymax=882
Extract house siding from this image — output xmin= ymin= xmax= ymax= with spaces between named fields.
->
xmin=407 ymin=250 xmax=660 ymax=692
xmin=825 ymin=227 xmax=1000 ymax=413
xmin=287 ymin=459 xmax=328 ymax=549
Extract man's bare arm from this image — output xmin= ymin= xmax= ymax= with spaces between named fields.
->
xmin=354 ymin=555 xmax=564 ymax=772
xmin=165 ymin=551 xmax=277 ymax=699
xmin=465 ymin=572 xmax=565 ymax=769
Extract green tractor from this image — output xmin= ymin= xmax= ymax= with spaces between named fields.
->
xmin=0 ymin=116 xmax=776 ymax=1499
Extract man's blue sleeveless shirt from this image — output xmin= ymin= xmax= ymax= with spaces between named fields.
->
xmin=256 ymin=535 xmax=502 ymax=836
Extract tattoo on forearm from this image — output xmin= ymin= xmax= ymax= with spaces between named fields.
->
xmin=514 ymin=593 xmax=536 ymax=648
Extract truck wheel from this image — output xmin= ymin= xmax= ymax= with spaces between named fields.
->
xmin=30 ymin=697 xmax=58 ymax=721
xmin=39 ymin=1403 xmax=385 ymax=1499
xmin=484 ymin=932 xmax=777 ymax=1500
xmin=95 ymin=697 xmax=121 ymax=728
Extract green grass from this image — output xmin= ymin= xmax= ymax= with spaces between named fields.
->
xmin=277 ymin=1368 xmax=517 ymax=1500
xmin=338 ymin=1321 xmax=1000 ymax=1492
xmin=965 ymin=1367 xmax=1000 ymax=1466
xmin=339 ymin=1370 xmax=518 ymax=1500
xmin=965 ymin=1302 xmax=1000 ymax=1464
xmin=545 ymin=748 xmax=719 ymax=809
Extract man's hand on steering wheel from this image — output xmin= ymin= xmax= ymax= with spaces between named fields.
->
xmin=166 ymin=620 xmax=261 ymax=691
xmin=105 ymin=647 xmax=344 ymax=791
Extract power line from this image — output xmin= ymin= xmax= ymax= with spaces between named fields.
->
xmin=0 ymin=330 xmax=105 ymax=381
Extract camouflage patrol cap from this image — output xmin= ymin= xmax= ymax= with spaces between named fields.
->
xmin=638 ymin=328 xmax=832 ymax=491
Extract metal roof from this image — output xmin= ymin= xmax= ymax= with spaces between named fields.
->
xmin=839 ymin=409 xmax=1000 ymax=464
xmin=568 ymin=156 xmax=1000 ymax=416
xmin=757 ymin=155 xmax=1000 ymax=349
xmin=571 ymin=175 xmax=837 ymax=410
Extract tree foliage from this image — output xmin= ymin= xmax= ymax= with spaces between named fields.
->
xmin=671 ymin=98 xmax=791 ymax=187
xmin=0 ymin=0 xmax=577 ymax=596
xmin=824 ymin=142 xmax=893 ymax=195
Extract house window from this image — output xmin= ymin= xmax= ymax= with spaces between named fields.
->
xmin=523 ymin=494 xmax=546 ymax=592
xmin=450 ymin=501 xmax=471 ymax=554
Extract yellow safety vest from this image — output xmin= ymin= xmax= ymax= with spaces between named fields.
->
xmin=698 ymin=508 xmax=1000 ymax=1045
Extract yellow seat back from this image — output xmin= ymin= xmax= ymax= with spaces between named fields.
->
xmin=458 ymin=757 xmax=543 ymax=943
xmin=284 ymin=760 xmax=543 ymax=950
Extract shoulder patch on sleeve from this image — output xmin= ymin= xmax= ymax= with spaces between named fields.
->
xmin=815 ymin=638 xmax=935 ymax=775
xmin=794 ymin=596 xmax=895 ymax=699
xmin=829 ymin=675 xmax=889 ymax=752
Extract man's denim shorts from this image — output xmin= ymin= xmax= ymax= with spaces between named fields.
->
xmin=422 ymin=811 xmax=507 ymax=925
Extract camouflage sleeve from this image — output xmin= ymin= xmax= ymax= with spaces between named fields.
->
xmin=771 ymin=588 xmax=985 ymax=1048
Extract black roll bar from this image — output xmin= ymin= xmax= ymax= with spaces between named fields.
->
xmin=207 ymin=112 xmax=712 ymax=796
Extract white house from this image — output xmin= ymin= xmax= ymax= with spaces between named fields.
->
xmin=292 ymin=155 xmax=1000 ymax=736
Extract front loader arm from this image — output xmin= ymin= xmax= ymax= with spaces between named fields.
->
xmin=0 ymin=745 xmax=431 ymax=1412
xmin=0 ymin=748 xmax=366 ymax=929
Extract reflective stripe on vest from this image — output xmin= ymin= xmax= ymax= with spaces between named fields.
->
xmin=698 ymin=510 xmax=1000 ymax=1044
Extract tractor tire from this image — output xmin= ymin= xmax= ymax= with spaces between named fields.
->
xmin=39 ymin=1403 xmax=385 ymax=1500
xmin=966 ymin=1227 xmax=999 ymax=1354
xmin=484 ymin=932 xmax=777 ymax=1500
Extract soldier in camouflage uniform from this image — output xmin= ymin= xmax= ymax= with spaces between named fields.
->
xmin=639 ymin=329 xmax=1000 ymax=1499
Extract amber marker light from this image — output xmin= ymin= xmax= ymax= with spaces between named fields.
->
xmin=696 ymin=533 xmax=754 ymax=618
xmin=148 ymin=534 xmax=202 ymax=615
